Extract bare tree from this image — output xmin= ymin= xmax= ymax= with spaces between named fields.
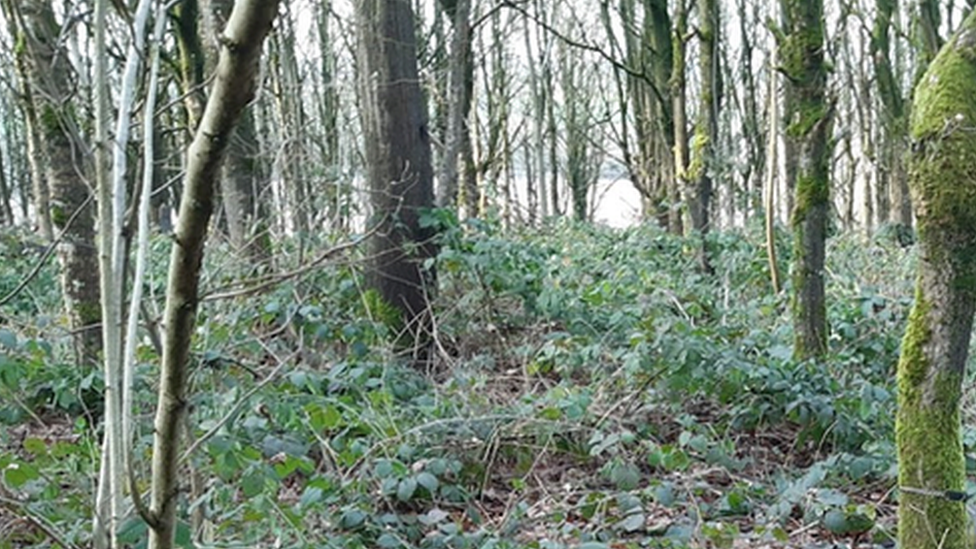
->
xmin=3 ymin=0 xmax=101 ymax=363
xmin=778 ymin=0 xmax=831 ymax=360
xmin=870 ymin=0 xmax=911 ymax=230
xmin=687 ymin=0 xmax=720 ymax=271
xmin=357 ymin=0 xmax=437 ymax=359
xmin=147 ymin=2 xmax=281 ymax=548
xmin=436 ymin=0 xmax=474 ymax=215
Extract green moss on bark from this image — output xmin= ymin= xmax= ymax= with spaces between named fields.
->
xmin=687 ymin=130 xmax=708 ymax=182
xmin=792 ymin=174 xmax=829 ymax=225
xmin=780 ymin=0 xmax=829 ymax=361
xmin=897 ymin=11 xmax=976 ymax=549
xmin=897 ymin=294 xmax=968 ymax=549
xmin=910 ymin=21 xmax=976 ymax=264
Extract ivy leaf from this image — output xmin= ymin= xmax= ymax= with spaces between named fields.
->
xmin=397 ymin=477 xmax=418 ymax=502
xmin=0 ymin=329 xmax=17 ymax=350
xmin=241 ymin=470 xmax=264 ymax=498
xmin=3 ymin=462 xmax=39 ymax=488
xmin=618 ymin=512 xmax=646 ymax=532
xmin=416 ymin=471 xmax=439 ymax=492
xmin=340 ymin=509 xmax=366 ymax=530
xmin=377 ymin=533 xmax=402 ymax=548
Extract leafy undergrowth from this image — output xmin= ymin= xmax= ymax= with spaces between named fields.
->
xmin=2 ymin=218 xmax=971 ymax=548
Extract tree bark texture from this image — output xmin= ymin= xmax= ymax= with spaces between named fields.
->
xmin=175 ymin=0 xmax=207 ymax=128
xmin=149 ymin=2 xmax=280 ymax=548
xmin=357 ymin=0 xmax=437 ymax=354
xmin=871 ymin=0 xmax=913 ymax=230
xmin=780 ymin=0 xmax=830 ymax=360
xmin=914 ymin=0 xmax=943 ymax=82
xmin=220 ymin=109 xmax=270 ymax=262
xmin=436 ymin=0 xmax=473 ymax=213
xmin=671 ymin=0 xmax=689 ymax=236
xmin=12 ymin=0 xmax=101 ymax=363
xmin=897 ymin=11 xmax=976 ymax=548
xmin=686 ymin=0 xmax=719 ymax=272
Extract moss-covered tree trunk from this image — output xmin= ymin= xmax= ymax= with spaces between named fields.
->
xmin=357 ymin=0 xmax=437 ymax=358
xmin=181 ymin=0 xmax=270 ymax=263
xmin=671 ymin=0 xmax=689 ymax=237
xmin=779 ymin=0 xmax=830 ymax=360
xmin=646 ymin=0 xmax=675 ymax=231
xmin=174 ymin=0 xmax=207 ymax=128
xmin=10 ymin=0 xmax=102 ymax=364
xmin=896 ymin=11 xmax=976 ymax=548
xmin=619 ymin=0 xmax=674 ymax=229
xmin=687 ymin=0 xmax=718 ymax=251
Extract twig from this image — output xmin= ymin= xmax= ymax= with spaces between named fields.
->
xmin=178 ymin=344 xmax=298 ymax=464
xmin=201 ymin=220 xmax=383 ymax=302
xmin=0 ymin=386 xmax=46 ymax=427
xmin=0 ymin=195 xmax=93 ymax=307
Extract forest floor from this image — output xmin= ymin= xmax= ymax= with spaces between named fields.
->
xmin=0 ymin=220 xmax=958 ymax=548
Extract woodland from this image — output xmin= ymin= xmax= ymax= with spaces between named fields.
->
xmin=2 ymin=0 xmax=976 ymax=548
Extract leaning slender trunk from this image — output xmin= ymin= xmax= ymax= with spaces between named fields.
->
xmin=765 ymin=51 xmax=781 ymax=295
xmin=671 ymin=0 xmax=689 ymax=237
xmin=148 ymin=3 xmax=280 ymax=548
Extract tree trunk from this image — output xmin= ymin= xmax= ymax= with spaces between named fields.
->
xmin=9 ymin=0 xmax=102 ymax=364
xmin=780 ymin=0 xmax=830 ymax=360
xmin=523 ymin=4 xmax=547 ymax=219
xmin=5 ymin=3 xmax=53 ymax=241
xmin=736 ymin=0 xmax=764 ymax=221
xmin=897 ymin=12 xmax=976 ymax=548
xmin=621 ymin=0 xmax=671 ymax=225
xmin=200 ymin=0 xmax=271 ymax=261
xmin=671 ymin=0 xmax=689 ymax=236
xmin=765 ymin=49 xmax=781 ymax=295
xmin=647 ymin=0 xmax=675 ymax=229
xmin=148 ymin=3 xmax=280 ymax=548
xmin=914 ymin=0 xmax=943 ymax=81
xmin=357 ymin=0 xmax=437 ymax=359
xmin=687 ymin=0 xmax=719 ymax=271
xmin=436 ymin=0 xmax=473 ymax=212
xmin=559 ymin=42 xmax=597 ymax=223
xmin=174 ymin=0 xmax=207 ymax=128
xmin=0 ymin=139 xmax=13 ymax=225
xmin=272 ymin=10 xmax=311 ymax=237
xmin=779 ymin=5 xmax=798 ymax=219
xmin=872 ymin=0 xmax=912 ymax=230
xmin=315 ymin=0 xmax=344 ymax=229
xmin=221 ymin=109 xmax=270 ymax=263
xmin=544 ymin=62 xmax=560 ymax=217
xmin=90 ymin=0 xmax=114 ymax=543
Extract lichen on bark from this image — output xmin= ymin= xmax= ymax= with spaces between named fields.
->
xmin=897 ymin=10 xmax=976 ymax=549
